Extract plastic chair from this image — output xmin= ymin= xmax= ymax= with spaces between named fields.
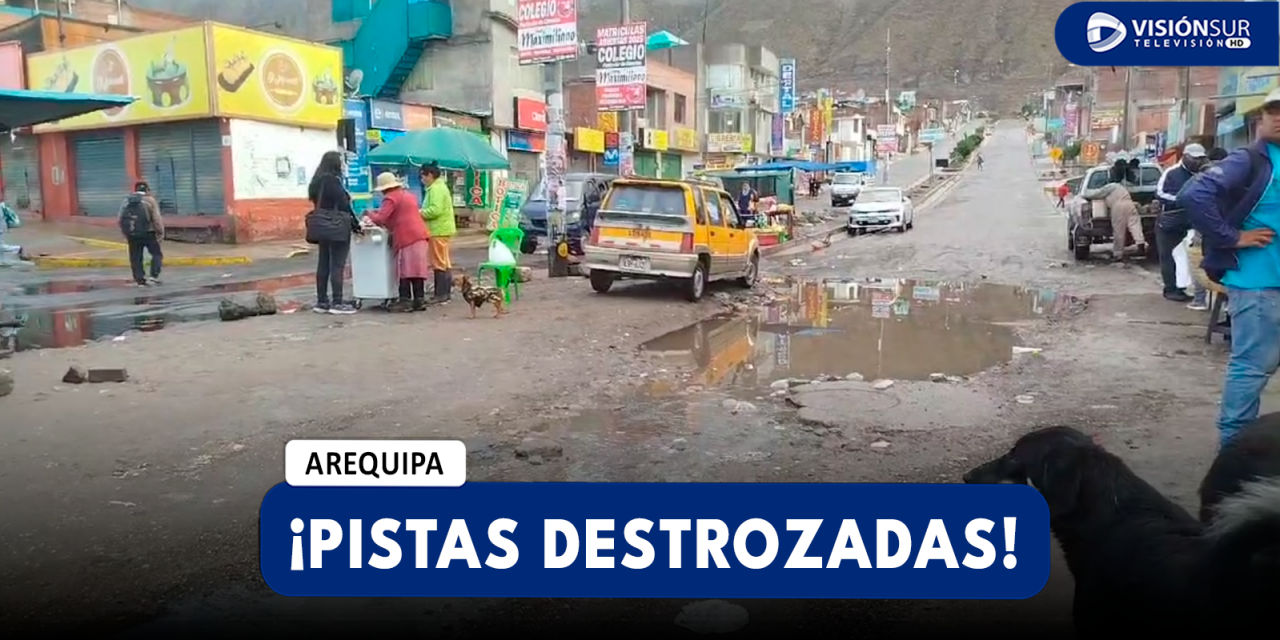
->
xmin=477 ymin=227 xmax=524 ymax=303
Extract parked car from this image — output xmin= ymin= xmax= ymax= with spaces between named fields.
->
xmin=518 ymin=172 xmax=616 ymax=254
xmin=583 ymin=178 xmax=760 ymax=302
xmin=830 ymin=171 xmax=864 ymax=207
xmin=847 ymin=186 xmax=914 ymax=234
xmin=1066 ymin=160 xmax=1161 ymax=261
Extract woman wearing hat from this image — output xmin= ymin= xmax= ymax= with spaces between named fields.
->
xmin=364 ymin=171 xmax=431 ymax=311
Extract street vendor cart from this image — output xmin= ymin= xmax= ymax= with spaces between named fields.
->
xmin=706 ymin=169 xmax=798 ymax=246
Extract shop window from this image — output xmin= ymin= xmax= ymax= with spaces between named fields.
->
xmin=674 ymin=94 xmax=687 ymax=124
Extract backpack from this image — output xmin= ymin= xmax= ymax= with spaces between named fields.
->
xmin=119 ymin=197 xmax=153 ymax=237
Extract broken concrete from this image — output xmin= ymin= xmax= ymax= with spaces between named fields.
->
xmin=86 ymin=368 xmax=129 ymax=384
xmin=62 ymin=365 xmax=87 ymax=384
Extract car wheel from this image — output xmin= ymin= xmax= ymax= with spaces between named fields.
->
xmin=847 ymin=227 xmax=857 ymax=236
xmin=520 ymin=238 xmax=538 ymax=254
xmin=589 ymin=270 xmax=614 ymax=293
xmin=685 ymin=260 xmax=708 ymax=302
xmin=738 ymin=251 xmax=760 ymax=288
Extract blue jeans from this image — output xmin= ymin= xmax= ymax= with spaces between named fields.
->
xmin=1219 ymin=287 xmax=1280 ymax=445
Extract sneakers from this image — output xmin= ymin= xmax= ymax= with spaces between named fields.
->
xmin=313 ymin=302 xmax=330 ymax=314
xmin=328 ymin=302 xmax=357 ymax=315
xmin=146 ymin=276 xmax=162 ymax=285
xmin=1187 ymin=294 xmax=1209 ymax=311
xmin=1163 ymin=291 xmax=1193 ymax=303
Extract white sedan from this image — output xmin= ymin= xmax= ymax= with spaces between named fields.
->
xmin=846 ymin=187 xmax=914 ymax=235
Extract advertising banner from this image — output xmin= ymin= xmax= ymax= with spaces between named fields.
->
xmin=707 ymin=133 xmax=749 ymax=154
xmin=343 ymin=98 xmax=370 ymax=196
xmin=876 ymin=124 xmax=897 ymax=153
xmin=779 ymin=58 xmax=796 ymax=114
xmin=209 ymin=24 xmax=343 ymax=129
xmin=595 ymin=22 xmax=647 ymax=112
xmin=368 ymin=99 xmax=405 ymax=130
xmin=771 ymin=114 xmax=785 ymax=154
xmin=27 ymin=25 xmax=213 ymax=132
xmin=640 ymin=128 xmax=668 ymax=151
xmin=488 ymin=177 xmax=529 ymax=230
xmin=506 ymin=130 xmax=546 ymax=152
xmin=516 ymin=0 xmax=579 ymax=65
xmin=514 ymin=97 xmax=547 ymax=132
xmin=673 ymin=128 xmax=700 ymax=152
xmin=573 ymin=127 xmax=604 ymax=153
xmin=603 ymin=131 xmax=620 ymax=166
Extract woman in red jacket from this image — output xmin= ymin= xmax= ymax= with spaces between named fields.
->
xmin=364 ymin=171 xmax=431 ymax=311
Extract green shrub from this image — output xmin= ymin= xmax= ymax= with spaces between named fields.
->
xmin=950 ymin=130 xmax=985 ymax=164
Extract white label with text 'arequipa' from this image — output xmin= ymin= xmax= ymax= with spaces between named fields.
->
xmin=284 ymin=440 xmax=466 ymax=487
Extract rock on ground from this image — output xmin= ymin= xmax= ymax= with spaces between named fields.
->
xmin=0 ymin=368 xmax=13 ymax=397
xmin=219 ymin=292 xmax=278 ymax=322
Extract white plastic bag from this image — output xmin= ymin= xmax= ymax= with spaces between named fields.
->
xmin=1172 ymin=230 xmax=1193 ymax=289
xmin=487 ymin=238 xmax=516 ymax=265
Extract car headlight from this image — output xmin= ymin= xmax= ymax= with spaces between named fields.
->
xmin=565 ymin=210 xmax=581 ymax=222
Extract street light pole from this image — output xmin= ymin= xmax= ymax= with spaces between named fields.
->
xmin=1121 ymin=66 xmax=1133 ymax=149
xmin=618 ymin=0 xmax=633 ymax=176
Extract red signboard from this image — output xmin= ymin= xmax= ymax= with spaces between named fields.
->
xmin=514 ymin=98 xmax=547 ymax=132
xmin=0 ymin=42 xmax=24 ymax=90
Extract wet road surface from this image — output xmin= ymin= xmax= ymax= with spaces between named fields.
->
xmin=3 ymin=121 xmax=1233 ymax=637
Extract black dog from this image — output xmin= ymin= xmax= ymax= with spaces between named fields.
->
xmin=964 ymin=426 xmax=1277 ymax=633
xmin=1199 ymin=412 xmax=1280 ymax=521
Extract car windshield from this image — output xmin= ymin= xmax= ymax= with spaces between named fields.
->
xmin=858 ymin=189 xmax=900 ymax=203
xmin=833 ymin=173 xmax=861 ymax=184
xmin=530 ymin=177 xmax=586 ymax=202
xmin=600 ymin=184 xmax=689 ymax=226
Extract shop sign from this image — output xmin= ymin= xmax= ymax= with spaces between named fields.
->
xmin=574 ymin=127 xmax=605 ymax=153
xmin=672 ymin=128 xmax=699 ymax=152
xmin=598 ymin=111 xmax=619 ymax=132
xmin=1091 ymin=110 xmax=1121 ymax=129
xmin=603 ymin=131 xmax=620 ymax=166
xmin=402 ymin=103 xmax=434 ymax=130
xmin=640 ymin=128 xmax=668 ymax=150
xmin=434 ymin=110 xmax=484 ymax=133
xmin=27 ymin=25 xmax=213 ymax=132
xmin=707 ymin=132 xmax=749 ymax=153
xmin=208 ymin=23 xmax=342 ymax=129
xmin=514 ymin=97 xmax=547 ymax=132
xmin=368 ymin=99 xmax=405 ymax=130
xmin=343 ymin=98 xmax=370 ymax=194
xmin=506 ymin=129 xmax=546 ymax=152
xmin=779 ymin=58 xmax=796 ymax=114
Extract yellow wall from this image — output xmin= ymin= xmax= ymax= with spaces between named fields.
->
xmin=208 ymin=24 xmax=342 ymax=129
xmin=26 ymin=25 xmax=212 ymax=132
xmin=24 ymin=21 xmax=344 ymax=132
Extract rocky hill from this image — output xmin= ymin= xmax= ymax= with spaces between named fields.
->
xmin=580 ymin=0 xmax=1188 ymax=109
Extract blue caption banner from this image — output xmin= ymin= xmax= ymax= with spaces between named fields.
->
xmin=261 ymin=482 xmax=1049 ymax=599
xmin=1056 ymin=2 xmax=1280 ymax=67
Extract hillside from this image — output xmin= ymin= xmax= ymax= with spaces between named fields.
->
xmin=580 ymin=0 xmax=1186 ymax=109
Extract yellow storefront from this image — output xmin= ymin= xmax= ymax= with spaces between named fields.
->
xmin=569 ymin=126 xmax=605 ymax=172
xmin=670 ymin=127 xmax=701 ymax=178
xmin=25 ymin=21 xmax=342 ymax=242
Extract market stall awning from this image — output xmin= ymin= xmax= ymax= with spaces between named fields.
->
xmin=0 ymin=88 xmax=136 ymax=130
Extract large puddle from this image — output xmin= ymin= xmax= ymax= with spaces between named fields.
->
xmin=0 ymin=274 xmax=314 ymax=349
xmin=640 ymin=278 xmax=1076 ymax=385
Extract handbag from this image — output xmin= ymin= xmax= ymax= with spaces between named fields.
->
xmin=305 ymin=178 xmax=354 ymax=244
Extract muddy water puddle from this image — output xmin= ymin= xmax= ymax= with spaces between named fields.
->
xmin=641 ymin=278 xmax=1076 ymax=386
xmin=0 ymin=273 xmax=315 ymax=349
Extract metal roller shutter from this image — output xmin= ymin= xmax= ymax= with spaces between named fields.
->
xmin=659 ymin=152 xmax=683 ymax=179
xmin=0 ymin=133 xmax=42 ymax=211
xmin=138 ymin=120 xmax=226 ymax=216
xmin=633 ymin=151 xmax=658 ymax=178
xmin=506 ymin=150 xmax=540 ymax=185
xmin=72 ymin=132 xmax=127 ymax=217
xmin=569 ymin=150 xmax=594 ymax=173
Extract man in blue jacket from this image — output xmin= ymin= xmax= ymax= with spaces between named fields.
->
xmin=1177 ymin=88 xmax=1280 ymax=446
xmin=1155 ymin=143 xmax=1207 ymax=302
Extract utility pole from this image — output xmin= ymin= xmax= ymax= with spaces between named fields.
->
xmin=618 ymin=0 xmax=633 ymax=177
xmin=1120 ymin=66 xmax=1133 ymax=149
xmin=884 ymin=27 xmax=892 ymax=127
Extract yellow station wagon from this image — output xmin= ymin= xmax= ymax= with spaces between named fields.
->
xmin=583 ymin=178 xmax=761 ymax=301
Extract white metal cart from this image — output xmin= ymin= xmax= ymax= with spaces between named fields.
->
xmin=349 ymin=226 xmax=398 ymax=310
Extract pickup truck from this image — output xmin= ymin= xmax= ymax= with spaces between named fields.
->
xmin=1066 ymin=160 xmax=1163 ymax=261
xmin=829 ymin=172 xmax=864 ymax=207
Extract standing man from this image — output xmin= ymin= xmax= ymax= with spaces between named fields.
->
xmin=118 ymin=181 xmax=164 ymax=286
xmin=1178 ymin=88 xmax=1280 ymax=447
xmin=1186 ymin=147 xmax=1232 ymax=311
xmin=420 ymin=162 xmax=456 ymax=304
xmin=1155 ymin=143 xmax=1208 ymax=302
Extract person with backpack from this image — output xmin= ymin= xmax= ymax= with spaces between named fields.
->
xmin=118 ymin=181 xmax=164 ymax=286
xmin=1178 ymin=88 xmax=1280 ymax=447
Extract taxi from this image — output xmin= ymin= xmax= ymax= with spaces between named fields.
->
xmin=583 ymin=178 xmax=761 ymax=302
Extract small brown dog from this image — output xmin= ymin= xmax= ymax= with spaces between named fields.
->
xmin=457 ymin=274 xmax=506 ymax=318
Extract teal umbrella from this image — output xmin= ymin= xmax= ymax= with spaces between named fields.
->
xmin=366 ymin=126 xmax=510 ymax=171
xmin=647 ymin=30 xmax=688 ymax=50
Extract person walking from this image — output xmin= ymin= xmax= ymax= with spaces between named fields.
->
xmin=420 ymin=162 xmax=456 ymax=304
xmin=1056 ymin=181 xmax=1070 ymax=208
xmin=1155 ymin=143 xmax=1208 ymax=302
xmin=0 ymin=201 xmax=30 ymax=263
xmin=118 ymin=181 xmax=164 ymax=286
xmin=364 ymin=171 xmax=431 ymax=311
xmin=1179 ymin=88 xmax=1280 ymax=447
xmin=976 ymin=153 xmax=985 ymax=170
xmin=307 ymin=151 xmax=360 ymax=314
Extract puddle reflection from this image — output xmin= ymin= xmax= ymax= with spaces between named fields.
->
xmin=640 ymin=278 xmax=1074 ymax=385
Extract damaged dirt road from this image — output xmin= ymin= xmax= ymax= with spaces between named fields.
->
xmin=0 ymin=122 xmax=1243 ymax=636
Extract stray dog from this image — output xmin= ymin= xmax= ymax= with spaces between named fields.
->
xmin=1199 ymin=411 xmax=1280 ymax=522
xmin=457 ymin=274 xmax=506 ymax=319
xmin=964 ymin=426 xmax=1278 ymax=632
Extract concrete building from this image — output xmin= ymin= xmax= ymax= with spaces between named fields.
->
xmin=700 ymin=43 xmax=780 ymax=168
xmin=564 ymin=59 xmax=700 ymax=178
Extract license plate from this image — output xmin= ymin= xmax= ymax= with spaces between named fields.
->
xmin=618 ymin=255 xmax=651 ymax=272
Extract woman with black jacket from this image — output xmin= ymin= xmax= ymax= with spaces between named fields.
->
xmin=307 ymin=151 xmax=361 ymax=314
